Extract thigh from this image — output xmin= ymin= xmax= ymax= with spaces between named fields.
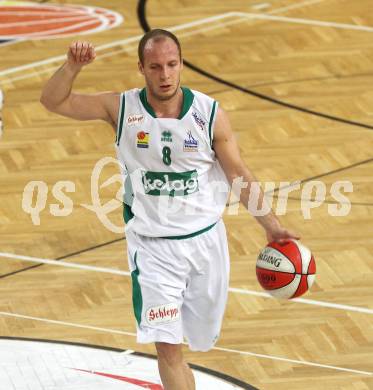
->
xmin=182 ymin=220 xmax=230 ymax=351
xmin=127 ymin=231 xmax=190 ymax=345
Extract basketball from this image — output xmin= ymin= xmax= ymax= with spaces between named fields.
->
xmin=256 ymin=240 xmax=316 ymax=299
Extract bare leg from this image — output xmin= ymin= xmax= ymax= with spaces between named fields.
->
xmin=183 ymin=359 xmax=196 ymax=390
xmin=155 ymin=342 xmax=195 ymax=390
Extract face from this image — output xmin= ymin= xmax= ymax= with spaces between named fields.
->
xmin=138 ymin=37 xmax=183 ymax=101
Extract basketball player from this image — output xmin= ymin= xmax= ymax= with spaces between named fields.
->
xmin=40 ymin=30 xmax=299 ymax=390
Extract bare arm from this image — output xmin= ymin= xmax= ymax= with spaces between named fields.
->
xmin=40 ymin=42 xmax=118 ymax=127
xmin=213 ymin=107 xmax=300 ymax=243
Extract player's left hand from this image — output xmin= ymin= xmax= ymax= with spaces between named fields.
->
xmin=266 ymin=224 xmax=300 ymax=244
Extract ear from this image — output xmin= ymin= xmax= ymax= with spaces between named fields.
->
xmin=138 ymin=60 xmax=144 ymax=75
xmin=180 ymin=58 xmax=184 ymax=71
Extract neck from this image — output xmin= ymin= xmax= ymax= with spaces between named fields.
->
xmin=146 ymin=87 xmax=183 ymax=119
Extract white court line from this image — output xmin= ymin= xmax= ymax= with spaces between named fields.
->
xmin=0 ymin=311 xmax=371 ymax=376
xmin=0 ymin=12 xmax=237 ymax=78
xmin=237 ymin=12 xmax=373 ymax=32
xmin=0 ymin=2 xmax=100 ymax=14
xmin=0 ymin=65 xmax=60 ymax=85
xmin=0 ymin=10 xmax=110 ymax=40
xmin=251 ymin=3 xmax=270 ymax=11
xmin=212 ymin=344 xmax=373 ymax=376
xmin=269 ymin=0 xmax=327 ymax=15
xmin=228 ymin=287 xmax=373 ymax=315
xmin=81 ymin=16 xmax=250 ymax=57
xmin=0 ymin=311 xmax=136 ymax=337
xmin=0 ymin=38 xmax=25 ymax=48
xmin=0 ymin=13 xmax=242 ymax=85
xmin=177 ymin=16 xmax=250 ymax=39
xmin=1 ymin=252 xmax=373 ymax=315
xmin=0 ymin=11 xmax=88 ymax=16
xmin=1 ymin=6 xmax=371 ymax=82
xmin=0 ymin=252 xmax=130 ymax=276
xmin=0 ymin=15 xmax=100 ymax=28
xmin=1 ymin=1 xmax=371 ymax=376
xmin=0 ymin=19 xmax=104 ymax=40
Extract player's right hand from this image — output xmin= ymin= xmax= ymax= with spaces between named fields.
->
xmin=67 ymin=41 xmax=96 ymax=68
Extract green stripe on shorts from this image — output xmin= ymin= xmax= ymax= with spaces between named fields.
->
xmin=131 ymin=251 xmax=143 ymax=326
xmin=162 ymin=221 xmax=217 ymax=240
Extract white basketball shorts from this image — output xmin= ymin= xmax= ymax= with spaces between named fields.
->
xmin=126 ymin=219 xmax=230 ymax=352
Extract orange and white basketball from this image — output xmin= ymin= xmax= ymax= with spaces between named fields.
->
xmin=256 ymin=240 xmax=316 ymax=299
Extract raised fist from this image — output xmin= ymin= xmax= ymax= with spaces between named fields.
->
xmin=67 ymin=41 xmax=96 ymax=68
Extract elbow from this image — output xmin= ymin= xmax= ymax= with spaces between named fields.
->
xmin=40 ymin=94 xmax=50 ymax=109
xmin=40 ymin=95 xmax=58 ymax=113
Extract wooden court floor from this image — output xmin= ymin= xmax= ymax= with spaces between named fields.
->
xmin=1 ymin=0 xmax=373 ymax=388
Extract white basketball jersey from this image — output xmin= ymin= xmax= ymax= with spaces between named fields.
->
xmin=115 ymin=87 xmax=229 ymax=238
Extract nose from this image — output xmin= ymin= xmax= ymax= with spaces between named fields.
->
xmin=160 ymin=66 xmax=170 ymax=81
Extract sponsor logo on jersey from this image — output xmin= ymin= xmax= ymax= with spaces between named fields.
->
xmin=142 ymin=170 xmax=199 ymax=196
xmin=137 ymin=131 xmax=149 ymax=148
xmin=161 ymin=130 xmax=172 ymax=142
xmin=146 ymin=303 xmax=180 ymax=325
xmin=127 ymin=114 xmax=144 ymax=126
xmin=192 ymin=111 xmax=206 ymax=131
xmin=184 ymin=130 xmax=199 ymax=152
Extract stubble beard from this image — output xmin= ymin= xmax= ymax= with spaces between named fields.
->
xmin=149 ymin=78 xmax=180 ymax=102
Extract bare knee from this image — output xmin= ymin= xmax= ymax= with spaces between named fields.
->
xmin=156 ymin=342 xmax=183 ymax=367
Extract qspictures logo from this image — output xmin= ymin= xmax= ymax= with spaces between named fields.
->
xmin=20 ymin=156 xmax=354 ymax=234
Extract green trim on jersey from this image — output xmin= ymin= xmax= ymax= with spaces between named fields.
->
xmin=123 ymin=203 xmax=134 ymax=223
xmin=208 ymin=100 xmax=217 ymax=147
xmin=122 ymin=201 xmax=216 ymax=240
xmin=139 ymin=88 xmax=156 ymax=118
xmin=162 ymin=221 xmax=217 ymax=240
xmin=131 ymin=251 xmax=143 ymax=326
xmin=139 ymin=87 xmax=194 ymax=119
xmin=179 ymin=87 xmax=194 ymax=119
xmin=116 ymin=93 xmax=125 ymax=145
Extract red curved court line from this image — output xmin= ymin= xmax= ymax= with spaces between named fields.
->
xmin=73 ymin=368 xmax=164 ymax=390
xmin=0 ymin=6 xmax=78 ymax=13
xmin=0 ymin=17 xmax=101 ymax=35
xmin=40 ymin=21 xmax=102 ymax=36
xmin=0 ymin=4 xmax=120 ymax=38
xmin=0 ymin=15 xmax=88 ymax=24
xmin=0 ymin=13 xmax=92 ymax=23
